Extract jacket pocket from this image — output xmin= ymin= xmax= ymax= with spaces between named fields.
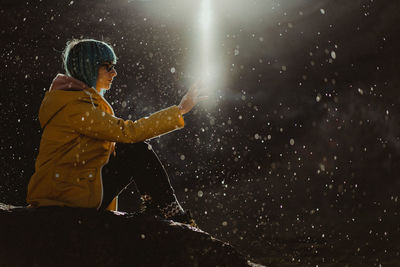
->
xmin=53 ymin=168 xmax=96 ymax=189
xmin=53 ymin=168 xmax=72 ymax=183
xmin=52 ymin=167 xmax=97 ymax=207
xmin=75 ymin=168 xmax=97 ymax=182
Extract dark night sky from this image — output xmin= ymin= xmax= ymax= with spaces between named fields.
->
xmin=1 ymin=0 xmax=400 ymax=264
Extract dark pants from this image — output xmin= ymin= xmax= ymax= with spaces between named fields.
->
xmin=99 ymin=142 xmax=177 ymax=211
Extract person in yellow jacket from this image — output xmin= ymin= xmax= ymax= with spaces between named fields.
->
xmin=27 ymin=39 xmax=204 ymax=223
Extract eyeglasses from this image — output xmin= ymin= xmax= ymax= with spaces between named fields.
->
xmin=100 ymin=63 xmax=116 ymax=72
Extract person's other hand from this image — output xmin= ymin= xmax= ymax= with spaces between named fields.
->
xmin=178 ymin=83 xmax=208 ymax=115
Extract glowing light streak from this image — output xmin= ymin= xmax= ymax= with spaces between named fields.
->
xmin=199 ymin=0 xmax=212 ymax=86
xmin=193 ymin=0 xmax=220 ymax=103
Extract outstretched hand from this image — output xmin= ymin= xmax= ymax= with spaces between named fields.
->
xmin=178 ymin=83 xmax=208 ymax=115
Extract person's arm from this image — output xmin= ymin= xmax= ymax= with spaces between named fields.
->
xmin=65 ymin=83 xmax=205 ymax=143
xmin=64 ymin=101 xmax=184 ymax=143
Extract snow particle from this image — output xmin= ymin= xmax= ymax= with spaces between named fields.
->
xmin=170 ymin=67 xmax=176 ymax=73
xmin=197 ymin=191 xmax=204 ymax=197
xmin=320 ymin=9 xmax=326 ymax=15
xmin=234 ymin=46 xmax=240 ymax=56
xmin=290 ymin=138 xmax=295 ymax=146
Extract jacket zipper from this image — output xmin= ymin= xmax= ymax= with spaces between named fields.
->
xmin=85 ymin=87 xmax=114 ymax=210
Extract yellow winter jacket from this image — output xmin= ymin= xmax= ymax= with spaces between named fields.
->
xmin=27 ymin=74 xmax=184 ymax=210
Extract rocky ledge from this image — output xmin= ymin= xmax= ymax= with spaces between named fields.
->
xmin=0 ymin=203 xmax=261 ymax=266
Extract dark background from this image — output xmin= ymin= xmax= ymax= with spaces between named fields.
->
xmin=1 ymin=0 xmax=400 ymax=265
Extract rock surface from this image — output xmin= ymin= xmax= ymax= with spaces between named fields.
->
xmin=0 ymin=203 xmax=260 ymax=267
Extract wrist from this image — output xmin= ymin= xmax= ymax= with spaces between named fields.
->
xmin=178 ymin=105 xmax=185 ymax=115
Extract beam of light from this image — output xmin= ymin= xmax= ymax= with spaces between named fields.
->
xmin=200 ymin=0 xmax=211 ymax=31
xmin=191 ymin=0 xmax=221 ymax=108
xmin=199 ymin=0 xmax=212 ymax=86
xmin=129 ymin=0 xmax=283 ymax=106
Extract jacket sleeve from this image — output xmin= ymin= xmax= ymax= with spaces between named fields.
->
xmin=64 ymin=100 xmax=185 ymax=143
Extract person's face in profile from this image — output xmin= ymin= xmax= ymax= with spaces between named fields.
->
xmin=96 ymin=62 xmax=117 ymax=92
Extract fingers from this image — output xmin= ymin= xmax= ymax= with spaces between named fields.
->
xmin=196 ymin=95 xmax=209 ymax=102
xmin=187 ymin=85 xmax=199 ymax=97
xmin=192 ymin=79 xmax=202 ymax=89
xmin=187 ymin=81 xmax=207 ymax=98
xmin=183 ymin=81 xmax=208 ymax=108
xmin=189 ymin=89 xmax=199 ymax=98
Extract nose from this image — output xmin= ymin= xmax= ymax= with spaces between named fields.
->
xmin=111 ymin=68 xmax=117 ymax=77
